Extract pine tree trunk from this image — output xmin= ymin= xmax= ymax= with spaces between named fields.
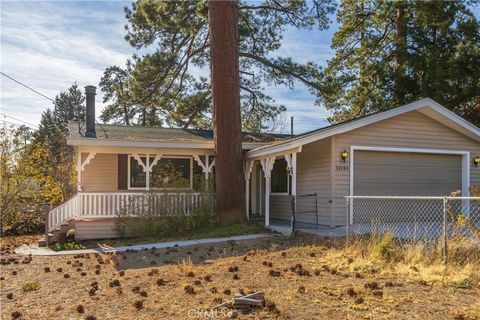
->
xmin=208 ymin=0 xmax=245 ymax=223
xmin=394 ymin=1 xmax=407 ymax=105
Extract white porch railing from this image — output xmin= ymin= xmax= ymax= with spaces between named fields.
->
xmin=47 ymin=192 xmax=213 ymax=232
xmin=47 ymin=196 xmax=80 ymax=231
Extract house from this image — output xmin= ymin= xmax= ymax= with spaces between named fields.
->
xmin=46 ymin=85 xmax=480 ymax=241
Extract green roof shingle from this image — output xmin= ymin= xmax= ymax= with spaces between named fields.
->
xmin=67 ymin=121 xmax=289 ymax=143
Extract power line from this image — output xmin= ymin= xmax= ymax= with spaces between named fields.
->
xmin=1 ymin=119 xmax=36 ymax=130
xmin=0 ymin=113 xmax=39 ymax=129
xmin=0 ymin=71 xmax=54 ymax=102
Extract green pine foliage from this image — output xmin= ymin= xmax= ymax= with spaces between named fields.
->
xmin=99 ymin=0 xmax=336 ymax=132
xmin=1 ymin=84 xmax=84 ymax=235
xmin=321 ymin=0 xmax=480 ymax=124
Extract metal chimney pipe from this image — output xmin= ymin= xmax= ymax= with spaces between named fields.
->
xmin=290 ymin=116 xmax=294 ymax=137
xmin=84 ymin=85 xmax=96 ymax=138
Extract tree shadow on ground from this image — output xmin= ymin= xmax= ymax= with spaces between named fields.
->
xmin=112 ymin=233 xmax=337 ymax=271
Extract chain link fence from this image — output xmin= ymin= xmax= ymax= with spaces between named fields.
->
xmin=345 ymin=196 xmax=480 ymax=264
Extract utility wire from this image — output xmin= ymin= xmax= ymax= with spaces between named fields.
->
xmin=1 ymin=71 xmax=54 ymax=102
xmin=1 ymin=119 xmax=36 ymax=130
xmin=0 ymin=112 xmax=39 ymax=129
xmin=1 ymin=72 xmax=107 ymax=136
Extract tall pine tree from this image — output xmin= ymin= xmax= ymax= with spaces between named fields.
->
xmin=20 ymin=84 xmax=85 ymax=204
xmin=100 ymin=0 xmax=336 ymax=132
xmin=321 ymin=0 xmax=480 ymax=124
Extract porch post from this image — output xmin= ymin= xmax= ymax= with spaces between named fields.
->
xmin=77 ymin=150 xmax=82 ymax=192
xmin=205 ymin=155 xmax=210 ymax=188
xmin=251 ymin=164 xmax=258 ymax=216
xmin=145 ymin=156 xmax=150 ymax=190
xmin=207 ymin=157 xmax=215 ymax=189
xmin=261 ymin=157 xmax=275 ymax=226
xmin=291 ymin=152 xmax=297 ymax=197
xmin=244 ymin=160 xmax=254 ymax=220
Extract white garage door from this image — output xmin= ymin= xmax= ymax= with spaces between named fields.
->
xmin=354 ymin=151 xmax=462 ymax=196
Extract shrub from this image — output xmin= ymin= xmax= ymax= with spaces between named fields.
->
xmin=4 ymin=210 xmax=45 ymax=235
xmin=52 ymin=240 xmax=85 ymax=251
xmin=371 ymin=234 xmax=398 ymax=261
xmin=22 ymin=282 xmax=40 ymax=292
xmin=116 ymin=191 xmax=218 ymax=239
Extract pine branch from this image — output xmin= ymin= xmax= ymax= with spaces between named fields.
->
xmin=239 ymin=52 xmax=325 ymax=95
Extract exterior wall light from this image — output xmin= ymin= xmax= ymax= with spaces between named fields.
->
xmin=341 ymin=150 xmax=348 ymax=162
xmin=474 ymin=156 xmax=480 ymax=168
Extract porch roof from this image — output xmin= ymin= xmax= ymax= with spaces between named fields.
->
xmin=67 ymin=122 xmax=289 ymax=149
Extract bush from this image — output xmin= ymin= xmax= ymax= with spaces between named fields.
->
xmin=4 ymin=210 xmax=45 ymax=235
xmin=22 ymin=282 xmax=40 ymax=292
xmin=51 ymin=240 xmax=85 ymax=251
xmin=372 ymin=234 xmax=398 ymax=261
xmin=116 ymin=193 xmax=218 ymax=239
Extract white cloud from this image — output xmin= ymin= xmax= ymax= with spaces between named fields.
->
xmin=0 ymin=1 xmax=337 ymax=133
xmin=1 ymin=1 xmax=131 ymax=125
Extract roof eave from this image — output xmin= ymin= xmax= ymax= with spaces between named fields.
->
xmin=245 ymin=98 xmax=480 ymax=159
xmin=67 ymin=137 xmax=268 ymax=150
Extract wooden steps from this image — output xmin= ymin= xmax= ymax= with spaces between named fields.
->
xmin=38 ymin=219 xmax=75 ymax=247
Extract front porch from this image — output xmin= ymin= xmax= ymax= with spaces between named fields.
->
xmin=244 ymin=146 xmax=302 ymax=227
xmin=46 ymin=144 xmax=218 ymax=242
xmin=47 ymin=191 xmax=214 ymax=241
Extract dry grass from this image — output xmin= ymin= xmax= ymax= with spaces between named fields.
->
xmin=1 ymin=234 xmax=479 ymax=320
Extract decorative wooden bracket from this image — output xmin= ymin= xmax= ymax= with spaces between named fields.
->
xmin=244 ymin=160 xmax=254 ymax=180
xmin=148 ymin=154 xmax=162 ymax=172
xmin=132 ymin=153 xmax=149 ymax=172
xmin=284 ymin=152 xmax=297 ymax=175
xmin=260 ymin=157 xmax=276 ymax=178
xmin=194 ymin=155 xmax=215 ymax=173
xmin=208 ymin=157 xmax=215 ymax=172
xmin=80 ymin=153 xmax=96 ymax=172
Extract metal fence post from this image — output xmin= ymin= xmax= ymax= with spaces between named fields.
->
xmin=442 ymin=197 xmax=448 ymax=266
xmin=345 ymin=197 xmax=349 ymax=247
xmin=290 ymin=195 xmax=296 ymax=236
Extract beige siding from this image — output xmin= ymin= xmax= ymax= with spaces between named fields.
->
xmin=74 ymin=220 xmax=119 ymax=240
xmin=270 ymin=195 xmax=291 ymax=221
xmin=269 ymin=138 xmax=332 ymax=225
xmin=331 ymin=110 xmax=480 ymax=226
xmin=81 ymin=153 xmax=118 ymax=192
xmin=296 ymin=138 xmax=331 ymax=225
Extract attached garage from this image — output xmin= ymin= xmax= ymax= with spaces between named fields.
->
xmin=245 ymin=98 xmax=480 ymax=227
xmin=353 ymin=150 xmax=462 ymax=196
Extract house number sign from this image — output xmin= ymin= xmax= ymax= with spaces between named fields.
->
xmin=336 ymin=165 xmax=349 ymax=171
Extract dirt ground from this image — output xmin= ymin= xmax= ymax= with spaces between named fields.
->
xmin=1 ymin=234 xmax=479 ymax=320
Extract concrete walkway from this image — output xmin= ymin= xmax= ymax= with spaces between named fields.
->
xmin=14 ymin=233 xmax=273 ymax=256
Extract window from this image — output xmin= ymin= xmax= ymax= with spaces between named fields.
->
xmin=129 ymin=156 xmax=192 ymax=189
xmin=151 ymin=158 xmax=191 ymax=188
xmin=130 ymin=157 xmax=146 ymax=188
xmin=271 ymin=158 xmax=289 ymax=194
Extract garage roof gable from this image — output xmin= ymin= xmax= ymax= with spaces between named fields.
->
xmin=245 ymin=98 xmax=480 ymax=159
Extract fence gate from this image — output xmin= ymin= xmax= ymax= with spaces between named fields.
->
xmin=293 ymin=193 xmax=319 ymax=229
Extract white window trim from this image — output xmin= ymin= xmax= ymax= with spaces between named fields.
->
xmin=270 ymin=157 xmax=290 ymax=195
xmin=127 ymin=155 xmax=194 ymax=190
xmin=349 ymin=145 xmax=471 ymax=224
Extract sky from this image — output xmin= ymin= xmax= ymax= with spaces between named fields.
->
xmin=0 ymin=0 xmax=339 ymax=134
